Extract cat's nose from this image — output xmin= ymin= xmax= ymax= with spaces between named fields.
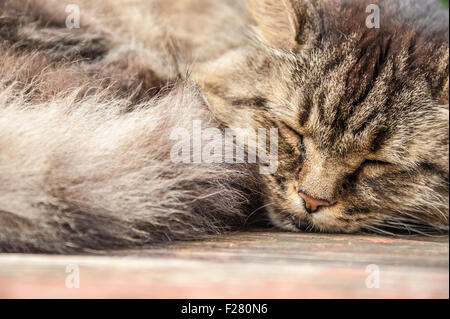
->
xmin=298 ymin=190 xmax=331 ymax=214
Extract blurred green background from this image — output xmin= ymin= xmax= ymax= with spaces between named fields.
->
xmin=440 ymin=0 xmax=449 ymax=9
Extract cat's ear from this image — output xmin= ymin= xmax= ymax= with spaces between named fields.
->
xmin=248 ymin=0 xmax=300 ymax=50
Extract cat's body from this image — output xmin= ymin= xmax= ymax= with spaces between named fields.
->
xmin=0 ymin=0 xmax=262 ymax=253
xmin=0 ymin=0 xmax=448 ymax=253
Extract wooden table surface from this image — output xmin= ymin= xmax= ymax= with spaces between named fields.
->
xmin=0 ymin=229 xmax=448 ymax=298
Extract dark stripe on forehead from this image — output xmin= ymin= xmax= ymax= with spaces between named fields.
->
xmin=322 ymin=31 xmax=393 ymax=138
xmin=299 ymin=91 xmax=313 ymax=126
xmin=344 ymin=59 xmax=382 ymax=123
xmin=231 ymin=97 xmax=268 ymax=108
xmin=345 ymin=39 xmax=390 ymax=125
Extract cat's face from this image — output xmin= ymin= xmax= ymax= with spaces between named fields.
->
xmin=263 ymin=52 xmax=449 ymax=234
xmin=198 ymin=0 xmax=449 ymax=234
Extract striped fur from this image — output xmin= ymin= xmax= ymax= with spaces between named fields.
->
xmin=195 ymin=0 xmax=449 ymax=234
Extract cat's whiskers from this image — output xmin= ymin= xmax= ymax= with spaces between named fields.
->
xmin=243 ymin=202 xmax=275 ymax=226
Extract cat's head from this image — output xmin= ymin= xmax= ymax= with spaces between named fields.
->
xmin=198 ymin=0 xmax=449 ymax=234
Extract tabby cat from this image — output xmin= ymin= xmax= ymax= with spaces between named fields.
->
xmin=194 ymin=0 xmax=449 ymax=234
xmin=0 ymin=0 xmax=448 ymax=253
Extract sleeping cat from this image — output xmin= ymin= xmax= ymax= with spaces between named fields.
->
xmin=193 ymin=0 xmax=449 ymax=234
xmin=0 ymin=0 xmax=448 ymax=253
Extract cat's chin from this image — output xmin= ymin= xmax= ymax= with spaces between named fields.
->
xmin=267 ymin=205 xmax=362 ymax=233
xmin=266 ymin=206 xmax=313 ymax=232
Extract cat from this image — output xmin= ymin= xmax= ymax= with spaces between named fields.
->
xmin=0 ymin=0 xmax=448 ymax=253
xmin=191 ymin=0 xmax=449 ymax=235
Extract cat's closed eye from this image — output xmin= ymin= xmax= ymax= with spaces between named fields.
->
xmin=360 ymin=159 xmax=392 ymax=168
xmin=346 ymin=160 xmax=392 ymax=183
xmin=357 ymin=160 xmax=392 ymax=175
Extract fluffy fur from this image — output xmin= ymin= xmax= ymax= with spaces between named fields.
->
xmin=0 ymin=81 xmax=261 ymax=253
xmin=0 ymin=0 xmax=261 ymax=253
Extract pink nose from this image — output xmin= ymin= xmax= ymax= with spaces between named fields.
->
xmin=298 ymin=191 xmax=331 ymax=213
